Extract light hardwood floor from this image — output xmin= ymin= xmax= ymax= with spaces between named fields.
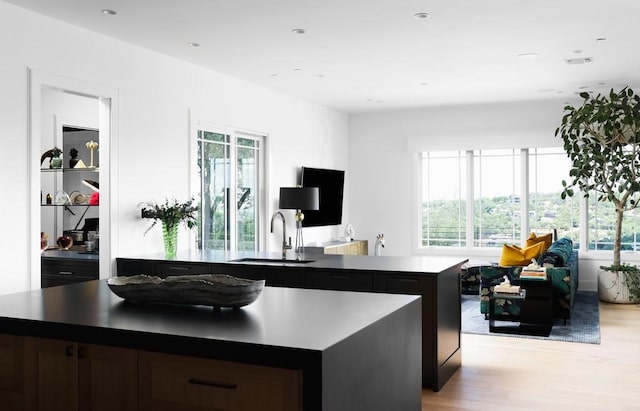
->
xmin=422 ymin=301 xmax=640 ymax=410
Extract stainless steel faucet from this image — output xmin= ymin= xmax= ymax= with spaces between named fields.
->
xmin=270 ymin=211 xmax=292 ymax=259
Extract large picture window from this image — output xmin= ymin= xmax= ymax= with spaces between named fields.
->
xmin=196 ymin=128 xmax=264 ymax=252
xmin=420 ymin=146 xmax=575 ymax=250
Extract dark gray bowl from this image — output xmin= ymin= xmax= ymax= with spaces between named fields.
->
xmin=107 ymin=274 xmax=265 ymax=308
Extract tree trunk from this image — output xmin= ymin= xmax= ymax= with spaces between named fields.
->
xmin=613 ymin=208 xmax=623 ymax=266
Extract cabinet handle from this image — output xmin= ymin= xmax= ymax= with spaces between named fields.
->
xmin=393 ymin=278 xmax=418 ymax=284
xmin=328 ymin=275 xmax=350 ymax=280
xmin=78 ymin=346 xmax=87 ymax=359
xmin=187 ymin=378 xmax=238 ymax=390
xmin=65 ymin=345 xmax=74 ymax=357
xmin=59 ymin=271 xmax=73 ymax=275
xmin=167 ymin=266 xmax=191 ymax=271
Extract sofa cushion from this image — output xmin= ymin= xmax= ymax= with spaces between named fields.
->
xmin=538 ymin=237 xmax=573 ymax=267
xmin=499 ymin=242 xmax=544 ymax=266
xmin=526 ymin=232 xmax=553 ymax=254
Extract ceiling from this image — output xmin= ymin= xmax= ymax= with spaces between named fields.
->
xmin=8 ymin=0 xmax=640 ymax=113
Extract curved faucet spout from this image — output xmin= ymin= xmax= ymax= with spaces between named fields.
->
xmin=270 ymin=211 xmax=291 ymax=259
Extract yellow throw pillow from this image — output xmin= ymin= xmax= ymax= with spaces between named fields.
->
xmin=525 ymin=232 xmax=553 ymax=254
xmin=499 ymin=242 xmax=545 ymax=266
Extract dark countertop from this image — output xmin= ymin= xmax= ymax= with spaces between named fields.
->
xmin=0 ymin=280 xmax=419 ymax=356
xmin=119 ymin=250 xmax=466 ymax=275
xmin=41 ymin=249 xmax=99 ymax=260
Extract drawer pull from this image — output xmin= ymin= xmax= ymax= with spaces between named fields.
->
xmin=59 ymin=271 xmax=74 ymax=275
xmin=393 ymin=278 xmax=418 ymax=284
xmin=167 ymin=266 xmax=192 ymax=271
xmin=65 ymin=345 xmax=74 ymax=357
xmin=328 ymin=275 xmax=350 ymax=280
xmin=187 ymin=378 xmax=238 ymax=390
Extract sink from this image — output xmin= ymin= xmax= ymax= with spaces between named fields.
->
xmin=231 ymin=257 xmax=316 ymax=264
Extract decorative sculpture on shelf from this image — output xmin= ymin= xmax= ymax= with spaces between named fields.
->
xmin=69 ymin=147 xmax=79 ymax=168
xmin=40 ymin=147 xmax=63 ymax=168
xmin=86 ymin=140 xmax=98 ymax=168
xmin=374 ymin=233 xmax=385 ymax=256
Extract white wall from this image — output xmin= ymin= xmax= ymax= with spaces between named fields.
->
xmin=1 ymin=1 xmax=349 ymax=295
xmin=348 ymin=99 xmax=607 ymax=291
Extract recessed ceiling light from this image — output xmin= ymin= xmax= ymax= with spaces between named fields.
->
xmin=414 ymin=12 xmax=430 ymax=19
xmin=101 ymin=9 xmax=117 ymax=15
xmin=517 ymin=53 xmax=540 ymax=60
xmin=187 ymin=42 xmax=200 ymax=47
xmin=291 ymin=28 xmax=306 ymax=34
xmin=565 ymin=57 xmax=593 ymax=65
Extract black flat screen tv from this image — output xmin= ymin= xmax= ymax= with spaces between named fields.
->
xmin=301 ymin=166 xmax=345 ymax=227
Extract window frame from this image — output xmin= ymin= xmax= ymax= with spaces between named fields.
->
xmin=190 ymin=115 xmax=268 ymax=253
xmin=415 ymin=146 xmax=580 ymax=255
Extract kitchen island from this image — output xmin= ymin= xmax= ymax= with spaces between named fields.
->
xmin=118 ymin=251 xmax=466 ymax=391
xmin=0 ymin=279 xmax=421 ymax=411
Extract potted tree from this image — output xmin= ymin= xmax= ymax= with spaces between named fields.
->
xmin=556 ymin=87 xmax=640 ymax=303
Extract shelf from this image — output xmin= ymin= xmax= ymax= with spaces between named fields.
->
xmin=41 ymin=204 xmax=97 ymax=207
xmin=40 ymin=167 xmax=99 ymax=172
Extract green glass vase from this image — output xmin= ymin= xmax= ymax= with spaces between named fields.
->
xmin=162 ymin=221 xmax=178 ymax=259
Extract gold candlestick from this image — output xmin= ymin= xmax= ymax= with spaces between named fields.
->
xmin=86 ymin=140 xmax=98 ymax=168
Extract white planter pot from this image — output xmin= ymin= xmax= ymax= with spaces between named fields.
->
xmin=598 ymin=269 xmax=633 ymax=303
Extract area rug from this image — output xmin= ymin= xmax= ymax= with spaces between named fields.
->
xmin=461 ymin=291 xmax=601 ymax=344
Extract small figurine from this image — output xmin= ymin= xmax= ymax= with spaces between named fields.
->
xmin=86 ymin=140 xmax=98 ymax=168
xmin=375 ymin=233 xmax=385 ymax=256
xmin=40 ymin=147 xmax=63 ymax=168
xmin=69 ymin=147 xmax=79 ymax=168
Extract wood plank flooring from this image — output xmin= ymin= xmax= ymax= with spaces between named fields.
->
xmin=422 ymin=301 xmax=640 ymax=410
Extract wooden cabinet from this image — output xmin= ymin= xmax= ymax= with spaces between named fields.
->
xmin=305 ymin=270 xmax=373 ymax=292
xmin=0 ymin=334 xmax=24 ymax=411
xmin=306 ymin=240 xmax=368 ymax=255
xmin=138 ymin=351 xmax=301 ymax=411
xmin=41 ymin=258 xmax=99 ymax=288
xmin=24 ymin=337 xmax=137 ymax=411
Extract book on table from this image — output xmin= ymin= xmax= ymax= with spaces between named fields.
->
xmin=520 ymin=267 xmax=547 ymax=280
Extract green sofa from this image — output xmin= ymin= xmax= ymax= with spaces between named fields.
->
xmin=480 ymin=238 xmax=579 ymax=321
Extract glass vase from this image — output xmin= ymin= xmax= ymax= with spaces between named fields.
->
xmin=162 ymin=221 xmax=178 ymax=259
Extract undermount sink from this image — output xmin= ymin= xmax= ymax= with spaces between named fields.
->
xmin=231 ymin=257 xmax=316 ymax=264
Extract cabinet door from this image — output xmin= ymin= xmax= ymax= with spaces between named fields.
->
xmin=25 ymin=337 xmax=78 ymax=411
xmin=138 ymin=351 xmax=301 ymax=411
xmin=116 ymin=258 xmax=156 ymax=277
xmin=306 ymin=270 xmax=373 ymax=291
xmin=0 ymin=334 xmax=24 ymax=411
xmin=78 ymin=344 xmax=138 ymax=411
xmin=25 ymin=338 xmax=138 ymax=411
xmin=155 ymin=261 xmax=212 ymax=277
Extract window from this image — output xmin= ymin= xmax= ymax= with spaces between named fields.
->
xmin=196 ymin=128 xmax=265 ymax=252
xmin=421 ymin=151 xmax=466 ymax=247
xmin=528 ymin=147 xmax=578 ymax=244
xmin=420 ymin=146 xmax=574 ymax=249
xmin=474 ymin=149 xmax=521 ymax=247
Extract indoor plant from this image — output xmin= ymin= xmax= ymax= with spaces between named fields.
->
xmin=140 ymin=197 xmax=198 ymax=259
xmin=556 ymin=87 xmax=640 ymax=302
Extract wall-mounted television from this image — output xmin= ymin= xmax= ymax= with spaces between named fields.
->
xmin=301 ymin=166 xmax=345 ymax=227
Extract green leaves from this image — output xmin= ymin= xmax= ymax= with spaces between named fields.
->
xmin=558 ymin=86 xmax=640 ymax=266
xmin=141 ymin=198 xmax=199 ymax=235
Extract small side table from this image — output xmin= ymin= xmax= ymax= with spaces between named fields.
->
xmin=489 ymin=277 xmax=553 ymax=336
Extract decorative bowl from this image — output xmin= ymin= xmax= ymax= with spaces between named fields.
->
xmin=107 ymin=274 xmax=265 ymax=308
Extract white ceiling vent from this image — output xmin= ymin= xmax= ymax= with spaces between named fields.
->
xmin=565 ymin=57 xmax=593 ymax=65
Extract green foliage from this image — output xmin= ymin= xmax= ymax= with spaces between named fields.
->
xmin=141 ymin=197 xmax=199 ymax=235
xmin=556 ymin=87 xmax=640 ymax=265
